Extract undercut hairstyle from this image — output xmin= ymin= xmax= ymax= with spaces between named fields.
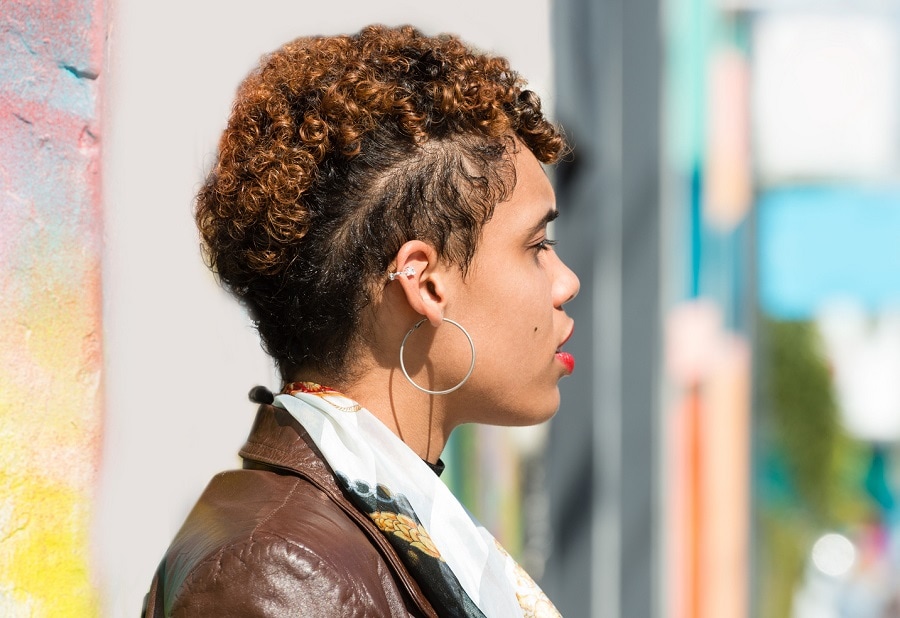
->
xmin=195 ymin=24 xmax=566 ymax=379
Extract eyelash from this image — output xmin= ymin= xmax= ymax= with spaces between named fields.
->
xmin=533 ymin=238 xmax=558 ymax=252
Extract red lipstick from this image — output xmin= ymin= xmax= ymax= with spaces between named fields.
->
xmin=556 ymin=351 xmax=575 ymax=375
xmin=556 ymin=325 xmax=575 ymax=374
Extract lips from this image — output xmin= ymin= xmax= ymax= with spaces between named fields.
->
xmin=555 ymin=351 xmax=575 ymax=374
xmin=555 ymin=325 xmax=575 ymax=375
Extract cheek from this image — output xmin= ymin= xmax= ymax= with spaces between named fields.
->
xmin=464 ymin=270 xmax=553 ymax=353
xmin=505 ymin=294 xmax=553 ymax=346
xmin=492 ymin=311 xmax=553 ymax=369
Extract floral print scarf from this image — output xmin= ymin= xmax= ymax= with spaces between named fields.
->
xmin=274 ymin=382 xmax=561 ymax=618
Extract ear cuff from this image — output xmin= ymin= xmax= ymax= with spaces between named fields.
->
xmin=388 ymin=266 xmax=416 ymax=281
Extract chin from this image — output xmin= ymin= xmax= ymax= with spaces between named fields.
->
xmin=502 ymin=394 xmax=561 ymax=427
xmin=461 ymin=382 xmax=561 ymax=426
xmin=534 ymin=404 xmax=561 ymax=425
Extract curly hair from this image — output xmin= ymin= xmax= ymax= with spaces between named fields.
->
xmin=196 ymin=25 xmax=566 ymax=379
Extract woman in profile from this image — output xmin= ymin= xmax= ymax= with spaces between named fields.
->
xmin=144 ymin=24 xmax=578 ymax=618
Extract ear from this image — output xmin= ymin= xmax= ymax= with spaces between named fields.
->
xmin=390 ymin=240 xmax=449 ymax=327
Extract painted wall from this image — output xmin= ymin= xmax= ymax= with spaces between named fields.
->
xmin=0 ymin=0 xmax=106 ymax=615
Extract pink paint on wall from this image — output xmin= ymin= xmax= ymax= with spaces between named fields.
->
xmin=0 ymin=0 xmax=106 ymax=614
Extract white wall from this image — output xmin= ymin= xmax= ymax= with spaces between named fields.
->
xmin=98 ymin=2 xmax=552 ymax=615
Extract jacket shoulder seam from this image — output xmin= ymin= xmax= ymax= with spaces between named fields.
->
xmin=248 ymin=476 xmax=301 ymax=542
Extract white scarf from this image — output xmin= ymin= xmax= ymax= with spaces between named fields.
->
xmin=273 ymin=384 xmax=561 ymax=618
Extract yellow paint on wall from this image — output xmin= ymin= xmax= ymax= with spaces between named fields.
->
xmin=0 ymin=246 xmax=102 ymax=616
xmin=0 ymin=470 xmax=99 ymax=617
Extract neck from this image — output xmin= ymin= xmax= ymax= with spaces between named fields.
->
xmin=354 ymin=367 xmax=457 ymax=464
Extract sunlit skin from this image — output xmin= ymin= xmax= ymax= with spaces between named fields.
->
xmin=300 ymin=143 xmax=580 ymax=463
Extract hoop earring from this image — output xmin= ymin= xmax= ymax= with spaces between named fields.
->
xmin=399 ymin=318 xmax=476 ymax=395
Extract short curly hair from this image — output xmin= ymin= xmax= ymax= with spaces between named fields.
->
xmin=196 ymin=25 xmax=566 ymax=379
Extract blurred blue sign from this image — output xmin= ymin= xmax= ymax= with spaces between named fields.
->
xmin=759 ymin=186 xmax=900 ymax=319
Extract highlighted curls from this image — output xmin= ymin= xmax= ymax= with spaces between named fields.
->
xmin=196 ymin=25 xmax=566 ymax=378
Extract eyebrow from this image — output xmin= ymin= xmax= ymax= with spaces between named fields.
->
xmin=526 ymin=208 xmax=560 ymax=237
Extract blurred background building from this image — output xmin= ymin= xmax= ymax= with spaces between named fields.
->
xmin=2 ymin=0 xmax=900 ymax=616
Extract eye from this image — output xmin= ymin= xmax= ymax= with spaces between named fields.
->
xmin=532 ymin=238 xmax=558 ymax=253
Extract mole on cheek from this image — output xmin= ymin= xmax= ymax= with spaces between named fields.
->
xmin=534 ymin=327 xmax=538 ymax=332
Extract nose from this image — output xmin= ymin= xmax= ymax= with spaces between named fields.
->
xmin=552 ymin=254 xmax=580 ymax=307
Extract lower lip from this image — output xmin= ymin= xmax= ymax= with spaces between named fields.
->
xmin=556 ymin=352 xmax=575 ymax=375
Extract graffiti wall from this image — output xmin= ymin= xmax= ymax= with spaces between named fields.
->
xmin=0 ymin=0 xmax=105 ymax=614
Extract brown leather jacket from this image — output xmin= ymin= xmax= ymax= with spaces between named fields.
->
xmin=143 ymin=404 xmax=439 ymax=617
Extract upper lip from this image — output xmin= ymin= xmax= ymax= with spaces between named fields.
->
xmin=556 ymin=324 xmax=575 ymax=351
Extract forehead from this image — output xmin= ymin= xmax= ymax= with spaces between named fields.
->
xmin=490 ymin=146 xmax=556 ymax=229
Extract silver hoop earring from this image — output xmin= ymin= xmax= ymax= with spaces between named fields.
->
xmin=399 ymin=318 xmax=476 ymax=395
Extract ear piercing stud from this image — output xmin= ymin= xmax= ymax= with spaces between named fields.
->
xmin=388 ymin=266 xmax=416 ymax=281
